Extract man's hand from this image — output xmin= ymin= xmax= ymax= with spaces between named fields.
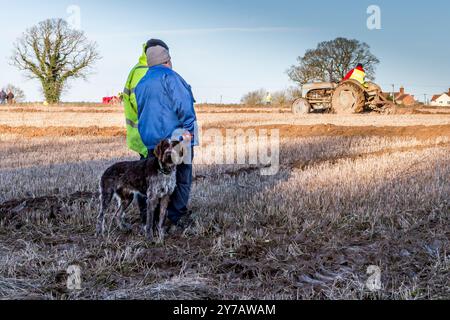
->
xmin=182 ymin=132 xmax=193 ymax=142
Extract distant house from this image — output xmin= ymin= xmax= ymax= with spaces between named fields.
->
xmin=383 ymin=86 xmax=417 ymax=106
xmin=430 ymin=89 xmax=450 ymax=107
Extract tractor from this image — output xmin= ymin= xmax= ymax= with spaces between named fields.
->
xmin=292 ymin=80 xmax=394 ymax=114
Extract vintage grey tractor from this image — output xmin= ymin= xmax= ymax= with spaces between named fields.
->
xmin=292 ymin=80 xmax=394 ymax=114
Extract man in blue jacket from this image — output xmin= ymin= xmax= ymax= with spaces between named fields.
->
xmin=135 ymin=39 xmax=198 ymax=230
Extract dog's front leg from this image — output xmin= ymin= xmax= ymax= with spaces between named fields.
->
xmin=137 ymin=194 xmax=148 ymax=225
xmin=157 ymin=196 xmax=171 ymax=243
xmin=145 ymin=194 xmax=158 ymax=241
xmin=96 ymin=192 xmax=112 ymax=237
xmin=117 ymin=196 xmax=133 ymax=232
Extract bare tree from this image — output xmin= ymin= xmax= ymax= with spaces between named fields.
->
xmin=287 ymin=37 xmax=380 ymax=85
xmin=4 ymin=84 xmax=26 ymax=103
xmin=241 ymin=89 xmax=266 ymax=106
xmin=286 ymin=86 xmax=302 ymax=101
xmin=11 ymin=19 xmax=100 ymax=104
xmin=271 ymin=90 xmax=288 ymax=107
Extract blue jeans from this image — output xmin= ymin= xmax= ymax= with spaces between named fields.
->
xmin=139 ymin=148 xmax=193 ymax=224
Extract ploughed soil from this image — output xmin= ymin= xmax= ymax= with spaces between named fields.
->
xmin=2 ymin=123 xmax=450 ymax=140
xmin=0 ymin=125 xmax=125 ymax=138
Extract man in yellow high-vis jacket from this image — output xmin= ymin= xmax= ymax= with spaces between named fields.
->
xmin=123 ymin=44 xmax=148 ymax=158
xmin=343 ymin=63 xmax=368 ymax=88
xmin=123 ymin=39 xmax=171 ymax=159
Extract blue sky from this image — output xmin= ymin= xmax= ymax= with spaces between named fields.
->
xmin=0 ymin=0 xmax=449 ymax=103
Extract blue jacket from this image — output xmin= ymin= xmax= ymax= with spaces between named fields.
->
xmin=135 ymin=65 xmax=198 ymax=150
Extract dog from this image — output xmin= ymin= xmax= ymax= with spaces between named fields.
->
xmin=96 ymin=139 xmax=184 ymax=241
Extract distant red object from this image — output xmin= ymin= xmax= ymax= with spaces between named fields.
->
xmin=102 ymin=96 xmax=121 ymax=105
xmin=102 ymin=97 xmax=112 ymax=104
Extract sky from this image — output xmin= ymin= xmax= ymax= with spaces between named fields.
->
xmin=0 ymin=0 xmax=449 ymax=103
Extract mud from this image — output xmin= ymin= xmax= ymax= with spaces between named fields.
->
xmin=0 ymin=125 xmax=126 ymax=138
xmin=0 ymin=191 xmax=97 ymax=221
xmin=2 ymin=124 xmax=450 ymax=140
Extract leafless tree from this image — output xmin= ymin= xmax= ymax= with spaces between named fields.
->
xmin=287 ymin=37 xmax=380 ymax=85
xmin=4 ymin=84 xmax=26 ymax=103
xmin=11 ymin=19 xmax=100 ymax=104
xmin=241 ymin=89 xmax=267 ymax=105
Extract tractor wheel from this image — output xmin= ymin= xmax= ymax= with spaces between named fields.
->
xmin=292 ymin=98 xmax=311 ymax=114
xmin=332 ymin=82 xmax=366 ymax=114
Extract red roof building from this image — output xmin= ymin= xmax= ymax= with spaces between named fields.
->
xmin=383 ymin=87 xmax=417 ymax=106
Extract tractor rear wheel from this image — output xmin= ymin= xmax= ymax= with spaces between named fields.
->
xmin=332 ymin=82 xmax=366 ymax=114
xmin=292 ymin=98 xmax=311 ymax=114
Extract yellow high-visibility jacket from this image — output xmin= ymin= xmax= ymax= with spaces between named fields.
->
xmin=123 ymin=44 xmax=149 ymax=158
xmin=350 ymin=68 xmax=366 ymax=85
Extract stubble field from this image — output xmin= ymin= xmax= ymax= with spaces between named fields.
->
xmin=0 ymin=104 xmax=449 ymax=299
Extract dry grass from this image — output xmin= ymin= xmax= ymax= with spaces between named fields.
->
xmin=0 ymin=104 xmax=449 ymax=300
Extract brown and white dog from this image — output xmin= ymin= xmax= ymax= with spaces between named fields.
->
xmin=96 ymin=139 xmax=183 ymax=241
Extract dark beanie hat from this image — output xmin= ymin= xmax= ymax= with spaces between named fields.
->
xmin=145 ymin=39 xmax=169 ymax=52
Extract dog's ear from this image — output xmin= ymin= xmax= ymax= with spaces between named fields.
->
xmin=154 ymin=140 xmax=167 ymax=160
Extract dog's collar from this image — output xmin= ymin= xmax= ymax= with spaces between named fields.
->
xmin=158 ymin=160 xmax=172 ymax=176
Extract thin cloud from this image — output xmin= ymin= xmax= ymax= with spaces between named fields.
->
xmin=93 ymin=26 xmax=310 ymax=39
xmin=151 ymin=26 xmax=308 ymax=34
